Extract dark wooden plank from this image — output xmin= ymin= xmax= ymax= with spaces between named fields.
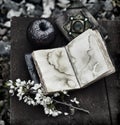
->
xmin=10 ymin=17 xmax=111 ymax=125
xmin=99 ymin=21 xmax=120 ymax=125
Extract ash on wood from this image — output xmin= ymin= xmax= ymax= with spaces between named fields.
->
xmin=10 ymin=17 xmax=119 ymax=125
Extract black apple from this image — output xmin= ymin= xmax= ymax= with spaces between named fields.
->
xmin=27 ymin=19 xmax=55 ymax=49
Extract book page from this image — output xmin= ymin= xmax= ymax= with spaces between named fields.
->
xmin=32 ymin=47 xmax=80 ymax=93
xmin=94 ymin=30 xmax=115 ymax=75
xmin=66 ymin=29 xmax=111 ymax=87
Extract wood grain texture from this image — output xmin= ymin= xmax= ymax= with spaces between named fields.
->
xmin=99 ymin=21 xmax=120 ymax=125
xmin=10 ymin=17 xmax=119 ymax=125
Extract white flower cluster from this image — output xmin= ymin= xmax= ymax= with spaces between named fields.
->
xmin=7 ymin=79 xmax=89 ymax=117
xmin=70 ymin=97 xmax=80 ymax=105
xmin=7 ymin=79 xmax=62 ymax=117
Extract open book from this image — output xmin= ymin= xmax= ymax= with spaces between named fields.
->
xmin=32 ymin=29 xmax=115 ymax=94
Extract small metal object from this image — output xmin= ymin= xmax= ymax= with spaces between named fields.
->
xmin=54 ymin=1 xmax=108 ymax=41
xmin=63 ymin=11 xmax=92 ymax=38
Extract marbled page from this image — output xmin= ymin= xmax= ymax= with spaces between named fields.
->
xmin=93 ymin=30 xmax=115 ymax=76
xmin=66 ymin=29 xmax=114 ymax=87
xmin=32 ymin=47 xmax=80 ymax=93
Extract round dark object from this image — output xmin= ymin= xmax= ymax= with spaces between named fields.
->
xmin=27 ymin=19 xmax=55 ymax=49
xmin=73 ymin=21 xmax=84 ymax=33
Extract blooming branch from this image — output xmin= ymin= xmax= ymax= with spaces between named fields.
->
xmin=6 ymin=79 xmax=89 ymax=117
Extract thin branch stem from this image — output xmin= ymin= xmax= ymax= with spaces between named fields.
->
xmin=52 ymin=99 xmax=90 ymax=114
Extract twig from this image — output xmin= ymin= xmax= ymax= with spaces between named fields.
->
xmin=52 ymin=99 xmax=90 ymax=114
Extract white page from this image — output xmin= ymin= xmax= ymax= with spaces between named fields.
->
xmin=66 ymin=29 xmax=111 ymax=87
xmin=32 ymin=47 xmax=79 ymax=93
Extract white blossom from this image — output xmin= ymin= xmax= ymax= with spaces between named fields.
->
xmin=9 ymin=89 xmax=14 ymax=95
xmin=21 ymin=81 xmax=26 ymax=86
xmin=23 ymin=96 xmax=28 ymax=103
xmin=62 ymin=90 xmax=67 ymax=94
xmin=27 ymin=80 xmax=34 ymax=85
xmin=44 ymin=97 xmax=53 ymax=105
xmin=44 ymin=107 xmax=49 ymax=114
xmin=54 ymin=92 xmax=60 ymax=97
xmin=7 ymin=79 xmax=87 ymax=117
xmin=16 ymin=79 xmax=22 ymax=87
xmin=49 ymin=109 xmax=54 ymax=115
xmin=62 ymin=90 xmax=69 ymax=96
xmin=7 ymin=80 xmax=13 ymax=86
xmin=8 ymin=80 xmax=13 ymax=83
xmin=16 ymin=78 xmax=21 ymax=83
xmin=64 ymin=112 xmax=69 ymax=116
xmin=26 ymin=85 xmax=30 ymax=90
xmin=35 ymin=93 xmax=41 ymax=104
xmin=44 ymin=107 xmax=53 ymax=115
xmin=58 ymin=111 xmax=62 ymax=114
xmin=52 ymin=110 xmax=62 ymax=117
xmin=31 ymin=100 xmax=36 ymax=106
xmin=52 ymin=111 xmax=59 ymax=117
xmin=17 ymin=86 xmax=23 ymax=93
xmin=27 ymin=100 xmax=31 ymax=105
xmin=70 ymin=97 xmax=80 ymax=104
xmin=10 ymin=85 xmax=14 ymax=89
xmin=31 ymin=84 xmax=41 ymax=90
xmin=17 ymin=91 xmax=24 ymax=100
